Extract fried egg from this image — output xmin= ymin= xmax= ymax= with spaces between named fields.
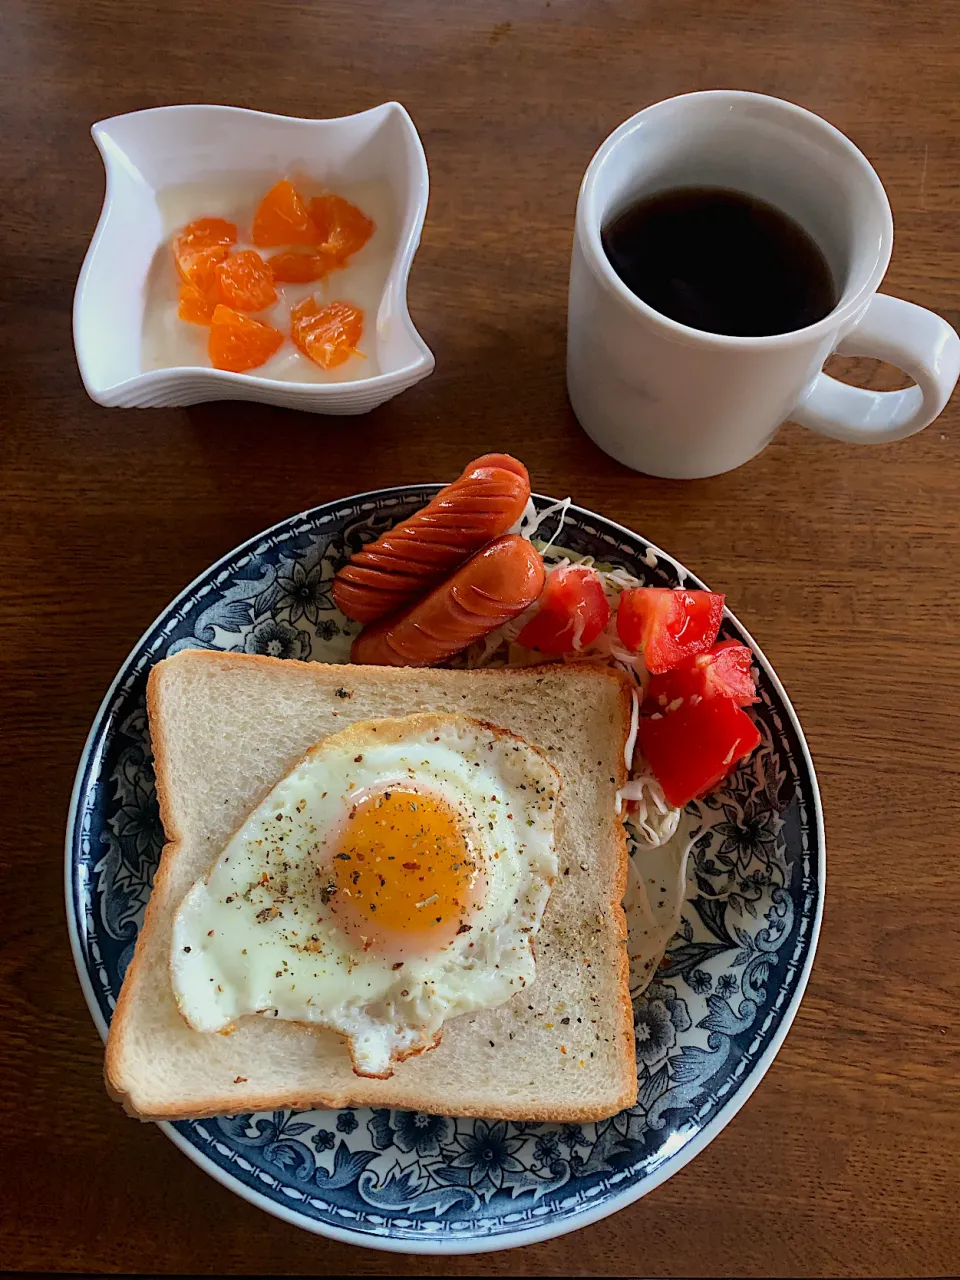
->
xmin=171 ymin=713 xmax=559 ymax=1076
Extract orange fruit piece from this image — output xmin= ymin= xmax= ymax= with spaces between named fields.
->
xmin=173 ymin=217 xmax=237 ymax=285
xmin=177 ymin=245 xmax=229 ymax=291
xmin=208 ymin=305 xmax=284 ymax=372
xmin=252 ymin=180 xmax=318 ymax=247
xmin=290 ymin=297 xmax=364 ymax=369
xmin=268 ymin=250 xmax=334 ymax=284
xmin=309 ymin=194 xmax=375 ymax=263
xmin=177 ymin=281 xmax=217 ymax=325
xmin=214 ymin=249 xmax=278 ymax=311
xmin=175 ymin=216 xmax=238 ymax=252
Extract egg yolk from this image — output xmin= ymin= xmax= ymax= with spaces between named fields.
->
xmin=329 ymin=788 xmax=482 ymax=955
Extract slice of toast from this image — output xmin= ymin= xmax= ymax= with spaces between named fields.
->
xmin=106 ymin=651 xmax=637 ymax=1122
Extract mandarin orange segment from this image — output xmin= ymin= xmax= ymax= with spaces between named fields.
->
xmin=267 ymin=249 xmax=335 ymax=284
xmin=177 ymin=281 xmax=217 ymax=325
xmin=251 ymin=180 xmax=318 ymax=247
xmin=175 ymin=244 xmax=230 ymax=290
xmin=208 ymin=305 xmax=284 ymax=372
xmin=214 ymin=249 xmax=278 ymax=311
xmin=173 ymin=217 xmax=237 ymax=284
xmin=176 ymin=216 xmax=238 ymax=250
xmin=290 ymin=297 xmax=364 ymax=369
xmin=309 ymin=194 xmax=375 ymax=263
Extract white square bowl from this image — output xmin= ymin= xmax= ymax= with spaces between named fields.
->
xmin=73 ymin=102 xmax=434 ymax=414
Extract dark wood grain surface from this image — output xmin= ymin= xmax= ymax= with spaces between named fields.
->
xmin=2 ymin=0 xmax=959 ymax=1274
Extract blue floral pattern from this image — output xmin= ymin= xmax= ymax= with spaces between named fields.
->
xmin=242 ymin=618 xmax=311 ymax=660
xmin=68 ymin=488 xmax=822 ymax=1248
xmin=336 ymin=1110 xmax=359 ymax=1134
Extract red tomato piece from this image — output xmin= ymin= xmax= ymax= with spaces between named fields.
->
xmin=638 ymin=697 xmax=761 ymax=807
xmin=516 ymin=564 xmax=610 ymax=655
xmin=645 ymin=640 xmax=757 ymax=711
xmin=616 ymin=587 xmax=724 ymax=673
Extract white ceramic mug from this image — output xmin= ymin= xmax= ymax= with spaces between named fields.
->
xmin=567 ymin=91 xmax=960 ymax=479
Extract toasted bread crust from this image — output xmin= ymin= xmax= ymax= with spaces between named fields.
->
xmin=104 ymin=659 xmax=185 ymax=1102
xmin=106 ymin=651 xmax=638 ymax=1122
xmin=121 ymin=1083 xmax=635 ymax=1124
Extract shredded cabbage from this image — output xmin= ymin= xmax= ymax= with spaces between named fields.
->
xmin=618 ymin=775 xmax=681 ymax=846
xmin=624 ymin=813 xmax=696 ymax=994
xmin=458 ymin=500 xmax=682 ymax=849
xmin=511 ymin=495 xmax=572 ymax=549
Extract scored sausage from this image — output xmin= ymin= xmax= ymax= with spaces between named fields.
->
xmin=333 ymin=453 xmax=531 ymax=623
xmin=351 ymin=535 xmax=545 ymax=667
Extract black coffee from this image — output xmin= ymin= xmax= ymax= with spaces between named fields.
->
xmin=601 ymin=186 xmax=837 ymax=337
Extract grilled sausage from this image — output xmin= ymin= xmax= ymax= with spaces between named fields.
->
xmin=333 ymin=453 xmax=531 ymax=623
xmin=351 ymin=535 xmax=545 ymax=667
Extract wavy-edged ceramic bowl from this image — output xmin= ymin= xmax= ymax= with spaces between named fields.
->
xmin=73 ymin=103 xmax=434 ymax=413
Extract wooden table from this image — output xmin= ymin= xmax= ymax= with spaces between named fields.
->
xmin=3 ymin=0 xmax=958 ymax=1274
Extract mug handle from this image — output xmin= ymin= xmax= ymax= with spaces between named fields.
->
xmin=792 ymin=293 xmax=960 ymax=443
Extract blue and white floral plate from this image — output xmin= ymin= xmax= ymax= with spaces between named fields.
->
xmin=66 ymin=487 xmax=824 ymax=1254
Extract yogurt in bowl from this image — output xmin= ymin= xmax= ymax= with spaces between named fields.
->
xmin=74 ymin=103 xmax=434 ymax=414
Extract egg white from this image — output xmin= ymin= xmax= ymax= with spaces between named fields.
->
xmin=170 ymin=713 xmax=559 ymax=1076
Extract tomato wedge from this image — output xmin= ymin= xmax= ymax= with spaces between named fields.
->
xmin=638 ymin=697 xmax=761 ymax=807
xmin=645 ymin=640 xmax=757 ymax=711
xmin=516 ymin=564 xmax=610 ymax=655
xmin=616 ymin=587 xmax=724 ymax=673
